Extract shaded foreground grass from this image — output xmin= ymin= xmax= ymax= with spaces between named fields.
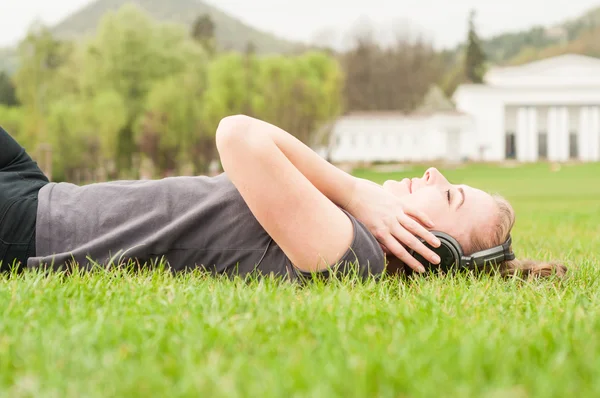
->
xmin=2 ymin=162 xmax=600 ymax=397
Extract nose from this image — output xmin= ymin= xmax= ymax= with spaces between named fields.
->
xmin=423 ymin=167 xmax=448 ymax=186
xmin=423 ymin=167 xmax=438 ymax=184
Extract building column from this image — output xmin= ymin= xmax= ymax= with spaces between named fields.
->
xmin=548 ymin=107 xmax=558 ymax=161
xmin=591 ymin=107 xmax=600 ymax=161
xmin=559 ymin=107 xmax=570 ymax=161
xmin=579 ymin=107 xmax=590 ymax=161
xmin=516 ymin=107 xmax=529 ymax=162
xmin=528 ymin=107 xmax=538 ymax=162
xmin=516 ymin=107 xmax=538 ymax=162
xmin=548 ymin=107 xmax=569 ymax=162
xmin=578 ymin=106 xmax=600 ymax=162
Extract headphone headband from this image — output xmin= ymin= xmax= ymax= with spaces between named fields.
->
xmin=462 ymin=235 xmax=515 ymax=269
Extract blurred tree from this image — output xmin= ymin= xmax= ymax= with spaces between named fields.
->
xmin=438 ymin=50 xmax=466 ymax=97
xmin=253 ymin=52 xmax=342 ymax=145
xmin=141 ymin=70 xmax=206 ymax=173
xmin=341 ymin=21 xmax=443 ymax=112
xmin=243 ymin=41 xmax=258 ymax=116
xmin=46 ymin=98 xmax=94 ymax=181
xmin=389 ymin=34 xmax=444 ymax=110
xmin=342 ymin=27 xmax=377 ymax=112
xmin=82 ymin=4 xmax=205 ymax=172
xmin=295 ymin=51 xmax=343 ymax=145
xmin=0 ymin=72 xmax=18 ymax=106
xmin=465 ymin=10 xmax=487 ymax=84
xmin=13 ymin=24 xmax=71 ymax=147
xmin=192 ymin=14 xmax=216 ymax=55
xmin=0 ymin=105 xmax=24 ymax=138
xmin=202 ymin=53 xmax=258 ymax=128
xmin=88 ymin=90 xmax=128 ymax=169
xmin=6 ymin=3 xmax=344 ymax=180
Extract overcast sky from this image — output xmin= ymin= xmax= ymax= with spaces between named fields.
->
xmin=1 ymin=0 xmax=600 ymax=49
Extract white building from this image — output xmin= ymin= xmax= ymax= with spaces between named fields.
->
xmin=328 ymin=54 xmax=600 ymax=163
xmin=327 ymin=110 xmax=474 ymax=163
xmin=454 ymin=54 xmax=600 ymax=162
xmin=327 ymin=87 xmax=475 ymax=163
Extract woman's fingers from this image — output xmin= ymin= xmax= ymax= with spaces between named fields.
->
xmin=381 ymin=234 xmax=426 ymax=273
xmin=402 ymin=206 xmax=435 ymax=229
xmin=370 ymin=202 xmax=443 ymax=273
xmin=390 ymin=223 xmax=441 ymax=266
xmin=398 ymin=213 xmax=441 ymax=249
xmin=379 ymin=243 xmax=391 ymax=254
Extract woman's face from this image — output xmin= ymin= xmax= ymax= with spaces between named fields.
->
xmin=382 ymin=167 xmax=498 ymax=251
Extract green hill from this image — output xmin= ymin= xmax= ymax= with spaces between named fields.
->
xmin=5 ymin=2 xmax=600 ymax=76
xmin=51 ymin=0 xmax=303 ymax=54
xmin=476 ymin=5 xmax=600 ymax=65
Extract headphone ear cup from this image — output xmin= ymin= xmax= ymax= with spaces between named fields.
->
xmin=409 ymin=231 xmax=464 ymax=273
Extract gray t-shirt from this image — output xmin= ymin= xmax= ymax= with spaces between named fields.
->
xmin=26 ymin=173 xmax=386 ymax=281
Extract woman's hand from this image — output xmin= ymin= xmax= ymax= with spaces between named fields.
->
xmin=343 ymin=177 xmax=441 ymax=273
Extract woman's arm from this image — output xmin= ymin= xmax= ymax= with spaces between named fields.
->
xmin=216 ymin=115 xmax=355 ymax=272
xmin=215 ymin=115 xmax=440 ymax=273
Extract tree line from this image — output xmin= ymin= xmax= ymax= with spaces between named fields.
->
xmin=0 ymin=4 xmax=486 ymax=182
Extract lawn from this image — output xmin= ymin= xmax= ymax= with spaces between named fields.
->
xmin=1 ymin=162 xmax=600 ymax=397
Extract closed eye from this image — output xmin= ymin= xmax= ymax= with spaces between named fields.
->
xmin=446 ymin=189 xmax=451 ymax=203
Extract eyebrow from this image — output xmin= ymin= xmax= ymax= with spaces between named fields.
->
xmin=458 ymin=187 xmax=465 ymax=209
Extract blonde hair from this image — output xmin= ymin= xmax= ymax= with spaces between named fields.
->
xmin=468 ymin=195 xmax=567 ymax=279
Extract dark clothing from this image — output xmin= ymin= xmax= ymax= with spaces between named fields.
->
xmin=28 ymin=174 xmax=386 ymax=281
xmin=1 ymin=126 xmax=386 ymax=281
xmin=0 ymin=126 xmax=49 ymax=270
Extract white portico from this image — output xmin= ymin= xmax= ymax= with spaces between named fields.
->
xmin=453 ymin=54 xmax=600 ymax=162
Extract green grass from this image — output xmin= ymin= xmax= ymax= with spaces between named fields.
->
xmin=2 ymin=162 xmax=600 ymax=397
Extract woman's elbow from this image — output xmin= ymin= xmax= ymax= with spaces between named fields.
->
xmin=216 ymin=115 xmax=253 ymax=145
xmin=216 ymin=115 xmax=268 ymax=158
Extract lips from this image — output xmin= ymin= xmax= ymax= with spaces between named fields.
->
xmin=402 ymin=178 xmax=413 ymax=194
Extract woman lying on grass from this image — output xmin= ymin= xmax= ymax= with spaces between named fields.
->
xmin=1 ymin=115 xmax=566 ymax=280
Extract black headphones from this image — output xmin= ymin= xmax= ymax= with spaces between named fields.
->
xmin=409 ymin=231 xmax=515 ymax=273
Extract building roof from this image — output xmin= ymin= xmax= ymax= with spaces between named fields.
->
xmin=339 ymin=86 xmax=460 ymax=120
xmin=483 ymin=53 xmax=600 ymax=88
xmin=340 ymin=109 xmax=465 ymax=120
xmin=487 ymin=54 xmax=600 ymax=75
xmin=417 ymin=85 xmax=456 ymax=113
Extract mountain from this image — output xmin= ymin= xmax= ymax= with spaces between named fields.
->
xmin=5 ymin=1 xmax=600 ymax=76
xmin=476 ymin=5 xmax=600 ymax=65
xmin=51 ymin=0 xmax=303 ymax=55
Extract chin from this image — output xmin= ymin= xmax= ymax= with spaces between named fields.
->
xmin=383 ymin=179 xmax=411 ymax=197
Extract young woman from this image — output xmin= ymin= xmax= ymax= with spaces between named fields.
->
xmin=0 ymin=115 xmax=566 ymax=280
